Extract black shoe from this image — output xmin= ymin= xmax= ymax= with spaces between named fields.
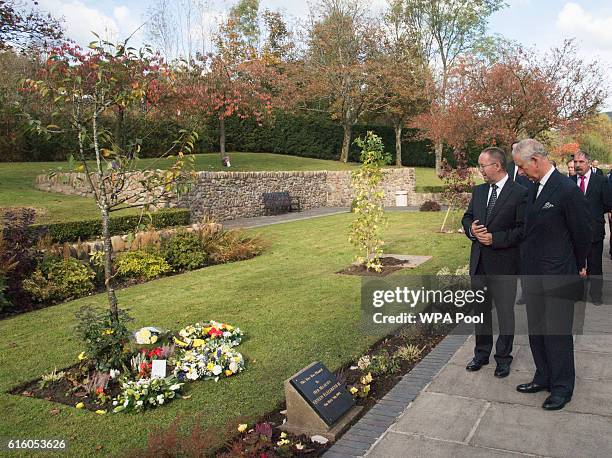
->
xmin=466 ymin=359 xmax=488 ymax=371
xmin=516 ymin=382 xmax=549 ymax=393
xmin=494 ymin=365 xmax=510 ymax=378
xmin=542 ymin=395 xmax=571 ymax=410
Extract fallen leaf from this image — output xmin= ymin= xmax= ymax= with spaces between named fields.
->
xmin=50 ymin=408 xmax=60 ymax=416
xmin=95 ymin=445 xmax=103 ymax=451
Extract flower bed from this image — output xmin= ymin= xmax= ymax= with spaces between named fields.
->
xmin=12 ymin=319 xmax=246 ymax=415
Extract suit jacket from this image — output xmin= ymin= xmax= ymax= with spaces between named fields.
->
xmin=462 ymin=178 xmax=528 ymax=276
xmin=592 ymin=167 xmax=603 ymax=176
xmin=522 ymin=169 xmax=592 ymax=275
xmin=570 ymin=173 xmax=612 ymax=241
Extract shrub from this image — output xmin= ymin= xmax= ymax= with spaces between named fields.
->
xmin=115 ymin=250 xmax=172 ymax=280
xmin=368 ymin=350 xmax=401 ymax=376
xmin=22 ymin=256 xmax=95 ymax=303
xmin=75 ymin=306 xmax=133 ymax=371
xmin=203 ymin=230 xmax=265 ymax=264
xmin=30 ymin=209 xmax=191 ymax=244
xmin=161 ymin=231 xmax=208 ymax=271
xmin=1 ymin=208 xmax=39 ymax=310
xmin=419 ymin=200 xmax=441 ymax=212
xmin=0 ymin=272 xmax=10 ymax=310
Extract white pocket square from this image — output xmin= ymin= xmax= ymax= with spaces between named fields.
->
xmin=542 ymin=202 xmax=554 ymax=209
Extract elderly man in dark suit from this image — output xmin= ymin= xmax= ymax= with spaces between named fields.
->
xmin=512 ymin=139 xmax=592 ymax=411
xmin=571 ymin=151 xmax=612 ymax=304
xmin=462 ymin=147 xmax=528 ymax=378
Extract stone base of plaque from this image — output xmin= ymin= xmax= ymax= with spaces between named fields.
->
xmin=279 ymin=374 xmax=363 ymax=441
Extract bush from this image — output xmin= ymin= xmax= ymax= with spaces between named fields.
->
xmin=22 ymin=256 xmax=95 ymax=303
xmin=31 ymin=209 xmax=191 ymax=244
xmin=161 ymin=231 xmax=208 ymax=271
xmin=419 ymin=200 xmax=442 ymax=212
xmin=0 ymin=272 xmax=10 ymax=310
xmin=1 ymin=208 xmax=39 ymax=310
xmin=115 ymin=250 xmax=172 ymax=280
xmin=203 ymin=230 xmax=265 ymax=264
xmin=75 ymin=306 xmax=133 ymax=371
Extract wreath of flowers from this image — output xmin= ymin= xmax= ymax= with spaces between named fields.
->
xmin=173 ymin=344 xmax=245 ymax=382
xmin=173 ymin=320 xmax=243 ymax=350
xmin=112 ymin=377 xmax=183 ymax=413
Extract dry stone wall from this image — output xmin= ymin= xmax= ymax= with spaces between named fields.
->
xmin=37 ymin=168 xmax=419 ymax=221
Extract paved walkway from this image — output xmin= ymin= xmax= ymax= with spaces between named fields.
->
xmin=326 ymin=227 xmax=612 ymax=457
xmin=221 ymin=206 xmax=421 ymax=229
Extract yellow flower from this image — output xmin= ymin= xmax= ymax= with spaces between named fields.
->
xmin=102 ymin=329 xmax=114 ymax=335
xmin=361 ymin=372 xmax=373 ymax=385
xmin=150 ymin=335 xmax=158 ymax=344
xmin=225 ymin=324 xmax=234 ymax=331
xmin=75 ymin=402 xmax=85 ymax=409
xmin=277 ymin=439 xmax=290 ymax=446
xmin=224 ymin=370 xmax=233 ymax=376
xmin=192 ymin=339 xmax=205 ymax=348
xmin=77 ymin=352 xmax=87 ymax=361
xmin=95 ymin=410 xmax=106 ymax=415
xmin=206 ymin=362 xmax=215 ymax=371
xmin=363 ymin=384 xmax=371 ymax=394
xmin=173 ymin=336 xmax=188 ymax=347
xmin=349 ymin=387 xmax=358 ymax=395
xmin=203 ymin=326 xmax=212 ymax=335
xmin=237 ymin=423 xmax=248 ymax=433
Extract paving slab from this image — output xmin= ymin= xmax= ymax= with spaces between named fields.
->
xmin=471 ymin=402 xmax=612 ymax=457
xmin=391 ymin=392 xmax=488 ymax=442
xmin=574 ymin=334 xmax=612 ymax=353
xmin=367 ymin=432 xmax=520 ymax=458
xmin=512 ymin=349 xmax=612 ymax=381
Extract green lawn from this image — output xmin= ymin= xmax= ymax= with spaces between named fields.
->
xmin=0 ymin=211 xmax=469 ymax=456
xmin=0 ymin=153 xmax=443 ymax=224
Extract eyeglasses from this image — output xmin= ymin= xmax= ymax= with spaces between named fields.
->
xmin=478 ymin=163 xmax=499 ymax=170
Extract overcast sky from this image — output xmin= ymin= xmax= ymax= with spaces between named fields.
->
xmin=36 ymin=0 xmax=612 ymax=109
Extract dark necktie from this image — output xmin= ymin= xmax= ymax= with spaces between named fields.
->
xmin=532 ymin=182 xmax=540 ymax=202
xmin=486 ymin=184 xmax=498 ymax=222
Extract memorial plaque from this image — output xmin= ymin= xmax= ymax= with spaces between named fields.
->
xmin=289 ymin=361 xmax=354 ymax=426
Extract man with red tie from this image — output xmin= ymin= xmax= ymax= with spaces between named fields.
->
xmin=571 ymin=151 xmax=612 ymax=304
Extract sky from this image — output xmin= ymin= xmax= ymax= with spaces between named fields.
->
xmin=35 ymin=0 xmax=612 ymax=109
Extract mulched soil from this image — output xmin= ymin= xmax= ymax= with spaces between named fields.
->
xmin=336 ymin=256 xmax=410 ymax=277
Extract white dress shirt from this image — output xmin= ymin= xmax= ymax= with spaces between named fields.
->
xmin=487 ymin=173 xmax=509 ymax=204
xmin=536 ymin=165 xmax=555 ymax=199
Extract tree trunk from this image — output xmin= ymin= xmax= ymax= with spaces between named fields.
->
xmin=395 ymin=124 xmax=403 ymax=167
xmin=435 ymin=141 xmax=443 ymax=176
xmin=101 ymin=205 xmax=119 ymax=322
xmin=340 ymin=123 xmax=352 ymax=163
xmin=219 ymin=117 xmax=226 ymax=160
xmin=115 ymin=107 xmax=125 ymax=153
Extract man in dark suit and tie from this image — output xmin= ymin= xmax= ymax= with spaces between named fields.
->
xmin=571 ymin=151 xmax=612 ymax=304
xmin=591 ymin=160 xmax=603 ymax=176
xmin=462 ymin=147 xmax=528 ymax=378
xmin=512 ymin=139 xmax=592 ymax=411
xmin=507 ymin=158 xmax=532 ymax=188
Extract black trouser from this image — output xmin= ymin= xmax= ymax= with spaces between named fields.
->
xmin=472 ymin=265 xmax=516 ymax=366
xmin=587 ymin=240 xmax=604 ymax=303
xmin=524 ymin=277 xmax=575 ymax=398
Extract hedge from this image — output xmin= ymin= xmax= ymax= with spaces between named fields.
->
xmin=31 ymin=208 xmax=191 ymax=244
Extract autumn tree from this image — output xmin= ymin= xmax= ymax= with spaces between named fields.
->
xmin=0 ymin=0 xmax=64 ymax=51
xmin=23 ymin=38 xmax=198 ymax=321
xmin=371 ymin=0 xmax=431 ymax=166
xmin=416 ymin=40 xmax=608 ymax=154
xmin=302 ymin=0 xmax=386 ymax=163
xmin=402 ymin=0 xmax=506 ymax=174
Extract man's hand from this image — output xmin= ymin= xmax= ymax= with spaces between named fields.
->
xmin=579 ymin=267 xmax=587 ymax=278
xmin=475 ymin=231 xmax=493 ymax=246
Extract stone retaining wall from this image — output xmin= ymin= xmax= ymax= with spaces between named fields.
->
xmin=36 ymin=168 xmax=419 ymax=221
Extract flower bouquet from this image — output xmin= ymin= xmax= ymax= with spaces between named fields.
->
xmin=112 ymin=376 xmax=183 ymax=413
xmin=173 ymin=344 xmax=245 ymax=382
xmin=173 ymin=320 xmax=243 ymax=350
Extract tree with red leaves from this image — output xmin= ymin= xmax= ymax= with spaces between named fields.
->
xmin=415 ymin=40 xmax=608 ymax=154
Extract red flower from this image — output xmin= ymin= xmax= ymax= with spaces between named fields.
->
xmin=208 ymin=327 xmax=223 ymax=338
xmin=148 ymin=347 xmax=162 ymax=359
xmin=96 ymin=386 xmax=104 ymax=395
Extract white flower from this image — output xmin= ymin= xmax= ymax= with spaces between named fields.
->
xmin=136 ymin=400 xmax=143 ymax=406
xmin=135 ymin=328 xmax=152 ymax=344
xmin=157 ymin=394 xmax=165 ymax=404
xmin=169 ymin=384 xmax=181 ymax=391
xmin=212 ymin=365 xmax=223 ymax=376
xmin=109 ymin=369 xmax=120 ymax=379
xmin=229 ymin=361 xmax=238 ymax=373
